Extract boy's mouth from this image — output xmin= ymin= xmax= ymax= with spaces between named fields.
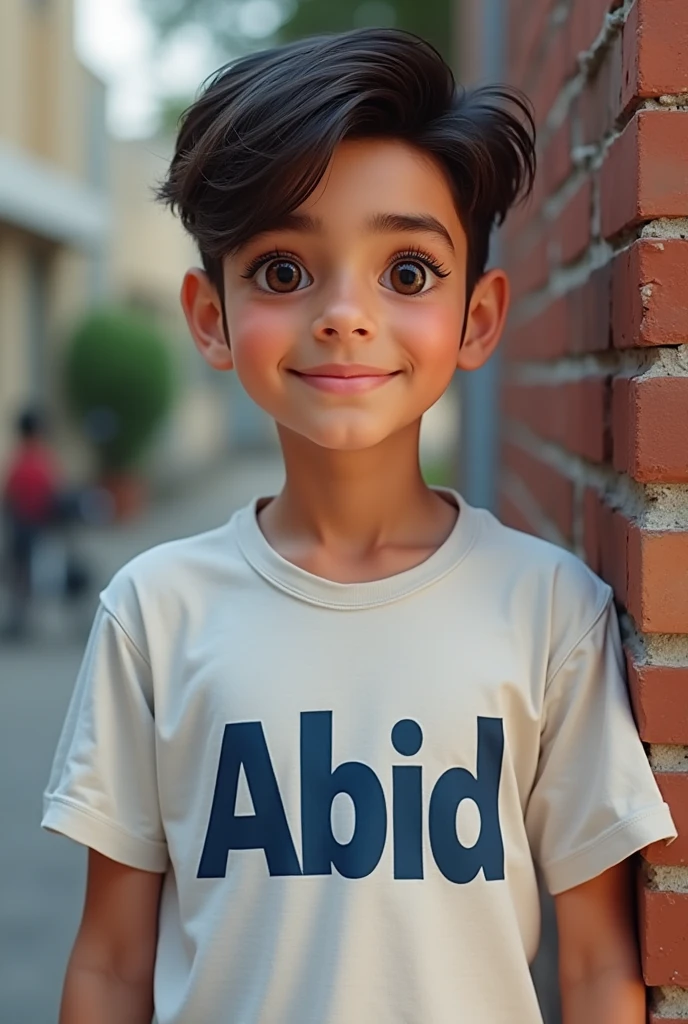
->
xmin=294 ymin=363 xmax=398 ymax=377
xmin=290 ymin=364 xmax=401 ymax=394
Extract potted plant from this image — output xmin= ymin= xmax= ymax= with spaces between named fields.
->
xmin=64 ymin=306 xmax=176 ymax=519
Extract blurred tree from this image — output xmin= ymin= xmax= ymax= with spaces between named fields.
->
xmin=141 ymin=0 xmax=453 ymax=65
xmin=158 ymin=95 xmax=196 ymax=137
xmin=64 ymin=307 xmax=176 ymax=475
xmin=279 ymin=0 xmax=452 ymax=61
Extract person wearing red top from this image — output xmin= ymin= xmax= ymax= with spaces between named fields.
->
xmin=1 ymin=408 xmax=60 ymax=638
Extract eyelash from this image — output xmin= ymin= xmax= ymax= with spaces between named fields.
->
xmin=393 ymin=248 xmax=451 ymax=279
xmin=241 ymin=250 xmax=295 ymax=279
xmin=240 ymin=247 xmax=451 ymax=281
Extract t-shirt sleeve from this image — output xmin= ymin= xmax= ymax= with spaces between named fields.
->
xmin=525 ymin=589 xmax=677 ymax=895
xmin=41 ymin=601 xmax=168 ymax=872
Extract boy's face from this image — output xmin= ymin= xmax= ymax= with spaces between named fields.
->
xmin=182 ymin=137 xmax=509 ymax=451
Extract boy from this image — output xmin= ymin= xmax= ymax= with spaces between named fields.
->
xmin=43 ymin=28 xmax=676 ymax=1024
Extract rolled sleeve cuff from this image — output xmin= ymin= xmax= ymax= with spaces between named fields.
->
xmin=543 ymin=803 xmax=678 ymax=895
xmin=42 ymin=795 xmax=168 ymax=873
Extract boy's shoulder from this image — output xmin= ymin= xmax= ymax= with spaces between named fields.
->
xmin=99 ymin=513 xmax=246 ymax=641
xmin=470 ymin=503 xmax=614 ymax=659
xmin=480 ymin=505 xmax=606 ymax=592
xmin=476 ymin=500 xmax=605 ymax=581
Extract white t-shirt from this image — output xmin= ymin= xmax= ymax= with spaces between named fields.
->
xmin=43 ymin=489 xmax=676 ymax=1024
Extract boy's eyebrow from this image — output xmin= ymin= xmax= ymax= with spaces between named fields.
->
xmin=366 ymin=212 xmax=455 ymax=253
xmin=258 ymin=211 xmax=455 ymax=252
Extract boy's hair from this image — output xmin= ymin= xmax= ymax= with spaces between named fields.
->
xmin=157 ymin=28 xmax=536 ymax=314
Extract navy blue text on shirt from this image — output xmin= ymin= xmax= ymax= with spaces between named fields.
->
xmin=198 ymin=712 xmax=505 ymax=883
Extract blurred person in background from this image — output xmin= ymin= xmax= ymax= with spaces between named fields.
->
xmin=1 ymin=407 xmax=62 ymax=639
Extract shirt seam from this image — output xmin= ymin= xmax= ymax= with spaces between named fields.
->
xmin=545 ymin=585 xmax=613 ymax=692
xmin=539 ymin=804 xmax=670 ymax=875
xmin=44 ymin=792 xmax=166 ymax=853
xmin=99 ymin=599 xmax=151 ymax=667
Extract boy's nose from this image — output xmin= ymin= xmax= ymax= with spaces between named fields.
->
xmin=311 ymin=303 xmax=376 ymax=343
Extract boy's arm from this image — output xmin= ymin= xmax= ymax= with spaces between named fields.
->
xmin=554 ymin=858 xmax=646 ymax=1024
xmin=60 ymin=849 xmax=163 ymax=1024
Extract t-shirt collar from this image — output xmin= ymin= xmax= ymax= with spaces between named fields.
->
xmin=234 ymin=487 xmax=480 ymax=609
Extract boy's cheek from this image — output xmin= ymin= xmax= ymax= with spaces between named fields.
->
xmin=228 ymin=299 xmax=464 ymax=382
xmin=228 ymin=306 xmax=295 ymax=377
xmin=392 ymin=304 xmax=465 ymax=366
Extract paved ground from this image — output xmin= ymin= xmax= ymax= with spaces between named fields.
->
xmin=0 ymin=450 xmax=560 ymax=1023
xmin=0 ymin=453 xmax=284 ymax=1024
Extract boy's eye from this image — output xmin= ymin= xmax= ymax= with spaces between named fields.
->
xmin=380 ymin=250 xmax=449 ymax=295
xmin=384 ymin=260 xmax=430 ymax=295
xmin=244 ymin=249 xmax=449 ymax=294
xmin=256 ymin=258 xmax=312 ymax=293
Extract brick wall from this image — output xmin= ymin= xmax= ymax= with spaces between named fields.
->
xmin=500 ymin=0 xmax=688 ymax=1018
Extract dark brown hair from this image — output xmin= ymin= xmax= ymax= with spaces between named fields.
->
xmin=157 ymin=27 xmax=536 ymax=310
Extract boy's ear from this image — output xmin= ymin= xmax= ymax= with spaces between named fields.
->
xmin=180 ymin=268 xmax=233 ymax=371
xmin=456 ymin=268 xmax=510 ymax=372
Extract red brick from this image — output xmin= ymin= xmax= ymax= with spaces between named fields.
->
xmin=506 ymin=268 xmax=611 ymax=360
xmin=616 ymin=519 xmax=688 ymax=634
xmin=511 ymin=0 xmax=555 ymax=90
xmin=568 ymin=265 xmax=612 ymax=354
xmin=649 ymin=1016 xmax=688 ymax=1024
xmin=503 ymin=195 xmax=536 ymax=249
xmin=583 ymin=490 xmax=630 ymax=601
xmin=644 ymin=773 xmax=688 ymax=866
xmin=503 ymin=378 xmax=610 ymax=462
xmin=549 ymin=178 xmax=593 ymax=265
xmin=613 ymin=377 xmax=688 ymax=483
xmin=627 ymin=524 xmax=688 ymax=633
xmin=564 ymin=378 xmax=610 ymax=461
xmin=577 ymin=31 xmax=623 ymax=144
xmin=626 ymin=655 xmax=688 ymax=744
xmin=501 ymin=442 xmax=574 ymax=540
xmin=600 ymin=119 xmax=639 ymax=240
xmin=503 ymin=180 xmax=546 ymax=250
xmin=543 ymin=116 xmax=574 ymax=195
xmin=601 ymin=111 xmax=688 ymax=239
xmin=531 ymin=28 xmax=568 ymax=125
xmin=507 ymin=8 xmax=524 ymax=85
xmin=498 ymin=491 xmax=539 ymax=538
xmin=509 ymin=231 xmax=550 ymax=301
xmin=640 ymin=888 xmax=688 ymax=986
xmin=621 ymin=0 xmax=688 ymax=114
xmin=505 ymin=297 xmax=569 ymax=361
xmin=567 ymin=0 xmax=622 ymax=74
xmin=529 ymin=157 xmax=549 ymax=220
xmin=612 ymin=240 xmax=688 ymax=350
xmin=583 ymin=487 xmax=603 ymax=574
xmin=599 ymin=503 xmax=629 ymax=604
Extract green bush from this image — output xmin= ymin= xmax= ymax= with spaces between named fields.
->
xmin=64 ymin=306 xmax=176 ymax=473
xmin=422 ymin=457 xmax=455 ymax=488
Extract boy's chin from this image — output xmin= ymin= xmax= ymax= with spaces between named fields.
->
xmin=279 ymin=416 xmax=403 ymax=453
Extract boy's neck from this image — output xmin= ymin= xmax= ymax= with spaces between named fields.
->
xmin=258 ymin=420 xmax=458 ymax=566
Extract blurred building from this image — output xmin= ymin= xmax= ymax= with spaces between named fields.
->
xmin=107 ymin=135 xmax=253 ymax=488
xmin=0 ymin=0 xmax=109 ymax=471
xmin=0 ymin=0 xmax=261 ymax=493
xmin=110 ymin=135 xmax=280 ymax=477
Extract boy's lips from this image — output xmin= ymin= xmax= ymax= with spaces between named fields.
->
xmin=294 ymin=363 xmax=398 ymax=377
xmin=290 ymin=364 xmax=401 ymax=394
